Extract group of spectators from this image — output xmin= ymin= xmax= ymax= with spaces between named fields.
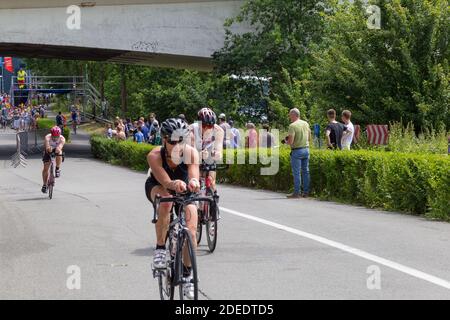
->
xmin=106 ymin=111 xmax=280 ymax=151
xmin=0 ymin=93 xmax=47 ymax=131
xmin=284 ymin=108 xmax=355 ymax=199
xmin=325 ymin=109 xmax=355 ymax=150
xmin=107 ymin=113 xmax=161 ymax=145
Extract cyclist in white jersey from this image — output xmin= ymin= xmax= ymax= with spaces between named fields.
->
xmin=41 ymin=126 xmax=66 ymax=193
xmin=189 ymin=108 xmax=224 ymax=191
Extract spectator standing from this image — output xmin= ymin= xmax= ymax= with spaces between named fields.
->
xmin=106 ymin=124 xmax=113 ymax=139
xmin=218 ymin=113 xmax=232 ymax=149
xmin=135 ymin=127 xmax=145 ymax=144
xmin=259 ymin=124 xmax=276 ymax=148
xmin=284 ymin=108 xmax=311 ymax=199
xmin=325 ymin=109 xmax=346 ymax=150
xmin=245 ymin=123 xmax=258 ymax=149
xmin=139 ymin=120 xmax=150 ymax=142
xmin=115 ymin=126 xmax=126 ymax=141
xmin=12 ymin=109 xmax=20 ymax=130
xmin=341 ymin=110 xmax=354 ymax=150
xmin=229 ymin=120 xmax=241 ymax=148
xmin=56 ymin=111 xmax=64 ymax=132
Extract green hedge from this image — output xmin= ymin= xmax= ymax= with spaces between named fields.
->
xmin=37 ymin=118 xmax=71 ymax=141
xmin=91 ymin=135 xmax=450 ymax=221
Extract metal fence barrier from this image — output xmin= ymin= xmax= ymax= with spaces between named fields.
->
xmin=11 ymin=133 xmax=28 ymax=168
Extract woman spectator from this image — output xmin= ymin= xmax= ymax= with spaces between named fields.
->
xmin=245 ymin=122 xmax=258 ymax=149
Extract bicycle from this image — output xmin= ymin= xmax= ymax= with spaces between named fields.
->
xmin=72 ymin=120 xmax=77 ymax=135
xmin=196 ymin=164 xmax=220 ymax=253
xmin=152 ymin=191 xmax=213 ymax=300
xmin=46 ymin=151 xmax=64 ymax=200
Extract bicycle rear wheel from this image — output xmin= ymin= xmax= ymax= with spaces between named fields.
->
xmin=205 ymin=190 xmax=218 ymax=252
xmin=196 ymin=214 xmax=203 ymax=245
xmin=177 ymin=229 xmax=198 ymax=300
xmin=206 ymin=218 xmax=218 ymax=253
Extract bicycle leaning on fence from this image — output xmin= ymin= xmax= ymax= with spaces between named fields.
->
xmin=152 ymin=191 xmax=214 ymax=300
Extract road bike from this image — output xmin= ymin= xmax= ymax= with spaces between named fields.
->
xmin=46 ymin=151 xmax=64 ymax=200
xmin=196 ymin=164 xmax=220 ymax=253
xmin=152 ymin=191 xmax=213 ymax=300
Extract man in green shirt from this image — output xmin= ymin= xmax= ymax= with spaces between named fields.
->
xmin=283 ymin=108 xmax=311 ymax=198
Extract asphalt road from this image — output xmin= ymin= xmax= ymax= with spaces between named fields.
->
xmin=1 ymin=129 xmax=449 ymax=300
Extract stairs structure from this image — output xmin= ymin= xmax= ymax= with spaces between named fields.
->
xmin=10 ymin=75 xmax=110 ymax=123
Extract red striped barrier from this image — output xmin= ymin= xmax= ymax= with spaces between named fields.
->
xmin=367 ymin=125 xmax=389 ymax=145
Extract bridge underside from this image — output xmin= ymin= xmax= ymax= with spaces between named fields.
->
xmin=0 ymin=1 xmax=246 ymax=71
xmin=0 ymin=43 xmax=213 ymax=71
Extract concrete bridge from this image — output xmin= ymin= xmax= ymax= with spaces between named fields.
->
xmin=0 ymin=1 xmax=247 ymax=71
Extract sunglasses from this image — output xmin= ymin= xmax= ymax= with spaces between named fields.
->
xmin=165 ymin=136 xmax=183 ymax=145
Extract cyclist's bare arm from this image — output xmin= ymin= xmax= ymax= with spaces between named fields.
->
xmin=44 ymin=135 xmax=52 ymax=153
xmin=185 ymin=145 xmax=200 ymax=192
xmin=148 ymin=148 xmax=172 ymax=188
xmin=55 ymin=137 xmax=66 ymax=154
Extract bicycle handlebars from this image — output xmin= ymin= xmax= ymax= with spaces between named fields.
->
xmin=152 ymin=192 xmax=214 ymax=224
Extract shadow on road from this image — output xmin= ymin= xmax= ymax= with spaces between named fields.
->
xmin=131 ymin=246 xmax=213 ymax=257
xmin=14 ymin=197 xmax=48 ymax=202
xmin=131 ymin=247 xmax=154 ymax=257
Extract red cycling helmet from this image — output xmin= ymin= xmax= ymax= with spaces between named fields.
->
xmin=198 ymin=108 xmax=216 ymax=126
xmin=51 ymin=126 xmax=62 ymax=137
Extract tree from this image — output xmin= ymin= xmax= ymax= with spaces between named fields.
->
xmin=213 ymin=0 xmax=327 ymax=125
xmin=310 ymin=0 xmax=449 ymax=129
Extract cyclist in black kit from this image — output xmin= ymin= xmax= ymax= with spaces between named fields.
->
xmin=145 ymin=118 xmax=200 ymax=299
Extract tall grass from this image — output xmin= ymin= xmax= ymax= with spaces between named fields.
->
xmin=352 ymin=122 xmax=448 ymax=155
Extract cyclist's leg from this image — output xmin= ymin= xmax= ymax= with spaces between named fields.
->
xmin=55 ymin=151 xmax=63 ymax=168
xmin=42 ymin=154 xmax=51 ymax=189
xmin=208 ymin=171 xmax=217 ymax=192
xmin=183 ymin=203 xmax=198 ymax=265
xmin=148 ymin=184 xmax=172 ymax=247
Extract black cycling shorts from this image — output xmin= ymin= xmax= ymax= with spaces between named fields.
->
xmin=145 ymin=177 xmax=160 ymax=204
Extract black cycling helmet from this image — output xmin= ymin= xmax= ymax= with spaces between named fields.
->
xmin=161 ymin=118 xmax=189 ymax=143
xmin=198 ymin=108 xmax=216 ymax=126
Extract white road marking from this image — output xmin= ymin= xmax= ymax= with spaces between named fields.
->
xmin=220 ymin=207 xmax=450 ymax=290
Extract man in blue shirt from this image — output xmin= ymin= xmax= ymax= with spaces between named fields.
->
xmin=139 ymin=120 xmax=149 ymax=142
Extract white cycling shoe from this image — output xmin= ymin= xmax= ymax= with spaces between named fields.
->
xmin=153 ymin=249 xmax=167 ymax=269
xmin=183 ymin=275 xmax=195 ymax=300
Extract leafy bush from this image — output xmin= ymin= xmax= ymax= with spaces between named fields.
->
xmin=91 ymin=136 xmax=450 ymax=221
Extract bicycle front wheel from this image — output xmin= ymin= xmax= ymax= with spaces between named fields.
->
xmin=177 ymin=229 xmax=198 ymax=300
xmin=157 ymin=268 xmax=173 ymax=300
xmin=48 ymin=184 xmax=53 ymax=200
